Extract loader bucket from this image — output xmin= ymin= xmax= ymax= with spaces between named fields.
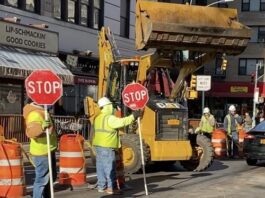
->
xmin=135 ymin=1 xmax=251 ymax=55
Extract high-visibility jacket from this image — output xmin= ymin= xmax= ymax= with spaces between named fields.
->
xmin=224 ymin=113 xmax=242 ymax=135
xmin=199 ymin=115 xmax=215 ymax=133
xmin=92 ymin=104 xmax=135 ymax=149
xmin=93 ymin=113 xmax=120 ymax=148
xmin=26 ymin=111 xmax=57 ymax=156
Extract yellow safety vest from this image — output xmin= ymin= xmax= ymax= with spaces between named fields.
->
xmin=26 ymin=111 xmax=57 ymax=156
xmin=200 ymin=115 xmax=214 ymax=133
xmin=92 ymin=113 xmax=120 ymax=148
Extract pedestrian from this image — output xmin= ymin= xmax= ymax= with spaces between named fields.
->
xmin=23 ymin=101 xmax=57 ymax=198
xmin=223 ymin=105 xmax=243 ymax=159
xmin=92 ymin=97 xmax=141 ymax=195
xmin=195 ymin=107 xmax=216 ymax=139
xmin=243 ymin=112 xmax=252 ymax=132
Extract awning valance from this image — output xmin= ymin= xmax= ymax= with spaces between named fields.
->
xmin=0 ymin=46 xmax=74 ymax=85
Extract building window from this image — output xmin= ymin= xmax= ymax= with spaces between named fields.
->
xmin=26 ymin=0 xmax=34 ymax=12
xmin=54 ymin=0 xmax=61 ymax=19
xmin=68 ymin=0 xmax=76 ymax=23
xmin=6 ymin=0 xmax=18 ymax=7
xmin=214 ymin=56 xmax=226 ymax=76
xmin=261 ymin=0 xmax=265 ymax=11
xmin=81 ymin=0 xmax=89 ymax=26
xmin=238 ymin=58 xmax=264 ymax=75
xmin=242 ymin=0 xmax=250 ymax=11
xmin=249 ymin=26 xmax=265 ymax=42
xmin=120 ymin=0 xmax=130 ymax=38
xmin=241 ymin=0 xmax=265 ymax=11
xmin=93 ymin=0 xmax=102 ymax=29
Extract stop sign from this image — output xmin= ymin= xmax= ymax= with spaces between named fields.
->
xmin=122 ymin=83 xmax=149 ymax=110
xmin=25 ymin=70 xmax=63 ymax=105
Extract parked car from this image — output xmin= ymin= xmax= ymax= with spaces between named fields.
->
xmin=243 ymin=121 xmax=265 ymax=165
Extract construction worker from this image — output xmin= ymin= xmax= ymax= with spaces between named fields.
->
xmin=93 ymin=97 xmax=141 ymax=195
xmin=23 ymin=101 xmax=57 ymax=198
xmin=223 ymin=105 xmax=243 ymax=159
xmin=195 ymin=107 xmax=216 ymax=139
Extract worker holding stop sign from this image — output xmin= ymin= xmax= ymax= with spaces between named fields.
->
xmin=122 ymin=83 xmax=149 ymax=195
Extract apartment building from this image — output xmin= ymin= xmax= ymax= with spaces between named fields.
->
xmin=0 ymin=0 xmax=138 ymax=115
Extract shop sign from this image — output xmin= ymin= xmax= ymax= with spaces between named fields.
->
xmin=230 ymin=86 xmax=248 ymax=93
xmin=0 ymin=20 xmax=58 ymax=53
xmin=66 ymin=55 xmax=78 ymax=67
xmin=74 ymin=76 xmax=98 ymax=85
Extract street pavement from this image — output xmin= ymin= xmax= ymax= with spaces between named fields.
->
xmin=23 ymin=159 xmax=265 ymax=198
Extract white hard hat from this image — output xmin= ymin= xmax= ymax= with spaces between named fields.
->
xmin=203 ymin=107 xmax=210 ymax=114
xmin=98 ymin=97 xmax=112 ymax=108
xmin=229 ymin=105 xmax=236 ymax=112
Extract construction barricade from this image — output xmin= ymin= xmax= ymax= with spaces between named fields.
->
xmin=211 ymin=128 xmax=227 ymax=158
xmin=59 ymin=134 xmax=86 ymax=186
xmin=0 ymin=140 xmax=25 ymax=198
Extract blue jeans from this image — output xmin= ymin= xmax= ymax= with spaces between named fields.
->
xmin=95 ymin=146 xmax=116 ymax=190
xmin=229 ymin=131 xmax=239 ymax=157
xmin=32 ymin=152 xmax=57 ymax=198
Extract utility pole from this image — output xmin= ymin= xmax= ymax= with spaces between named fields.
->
xmin=252 ymin=62 xmax=263 ymax=127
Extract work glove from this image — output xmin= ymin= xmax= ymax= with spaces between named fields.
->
xmin=132 ymin=110 xmax=142 ymax=120
xmin=42 ymin=120 xmax=51 ymax=130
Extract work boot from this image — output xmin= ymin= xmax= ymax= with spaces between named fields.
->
xmin=105 ymin=188 xmax=122 ymax=195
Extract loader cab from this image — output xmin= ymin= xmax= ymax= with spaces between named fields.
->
xmin=105 ymin=59 xmax=139 ymax=115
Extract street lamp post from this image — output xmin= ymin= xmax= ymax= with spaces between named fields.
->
xmin=252 ymin=62 xmax=264 ymax=128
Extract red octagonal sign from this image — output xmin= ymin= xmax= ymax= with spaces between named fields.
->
xmin=25 ymin=70 xmax=63 ymax=105
xmin=122 ymin=83 xmax=149 ymax=110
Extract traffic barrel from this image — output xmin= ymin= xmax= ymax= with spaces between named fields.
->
xmin=0 ymin=140 xmax=26 ymax=198
xmin=239 ymin=129 xmax=247 ymax=144
xmin=59 ymin=134 xmax=86 ymax=186
xmin=211 ymin=129 xmax=227 ymax=158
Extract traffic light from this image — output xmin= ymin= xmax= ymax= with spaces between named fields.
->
xmin=221 ymin=59 xmax=228 ymax=71
xmin=190 ymin=75 xmax=197 ymax=89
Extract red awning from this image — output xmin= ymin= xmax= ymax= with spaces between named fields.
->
xmin=206 ymin=81 xmax=263 ymax=98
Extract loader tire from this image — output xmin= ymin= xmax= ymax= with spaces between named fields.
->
xmin=121 ymin=134 xmax=150 ymax=174
xmin=180 ymin=134 xmax=214 ymax=172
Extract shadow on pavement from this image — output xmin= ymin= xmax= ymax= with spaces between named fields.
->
xmin=206 ymin=159 xmax=229 ymax=171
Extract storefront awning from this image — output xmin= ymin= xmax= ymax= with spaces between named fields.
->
xmin=0 ymin=46 xmax=74 ymax=85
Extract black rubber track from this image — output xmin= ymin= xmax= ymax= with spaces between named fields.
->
xmin=180 ymin=134 xmax=214 ymax=171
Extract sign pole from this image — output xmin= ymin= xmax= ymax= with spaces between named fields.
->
xmin=137 ymin=117 xmax=149 ymax=196
xmin=44 ymin=105 xmax=54 ymax=198
xmin=202 ymin=91 xmax=205 ymax=114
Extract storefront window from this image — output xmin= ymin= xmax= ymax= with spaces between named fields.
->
xmin=0 ymin=84 xmax=22 ymax=114
xmin=54 ymin=0 xmax=61 ymax=19
xmin=26 ymin=0 xmax=35 ymax=12
xmin=7 ymin=0 xmax=18 ymax=7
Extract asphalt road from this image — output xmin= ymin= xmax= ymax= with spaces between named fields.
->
xmin=23 ymin=159 xmax=265 ymax=198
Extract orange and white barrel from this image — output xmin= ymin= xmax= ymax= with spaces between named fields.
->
xmin=59 ymin=134 xmax=86 ymax=186
xmin=0 ymin=141 xmax=25 ymax=198
xmin=115 ymin=148 xmax=126 ymax=189
xmin=239 ymin=129 xmax=247 ymax=144
xmin=211 ymin=129 xmax=227 ymax=158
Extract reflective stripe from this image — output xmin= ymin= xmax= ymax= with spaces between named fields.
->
xmin=214 ymin=148 xmax=226 ymax=152
xmin=94 ymin=129 xmax=113 ymax=133
xmin=211 ymin=139 xmax=225 ymax=143
xmin=0 ymin=159 xmax=21 ymax=166
xmin=60 ymin=167 xmax=85 ymax=173
xmin=60 ymin=152 xmax=83 ymax=158
xmin=239 ymin=138 xmax=244 ymax=143
xmin=0 ymin=178 xmax=23 ymax=185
